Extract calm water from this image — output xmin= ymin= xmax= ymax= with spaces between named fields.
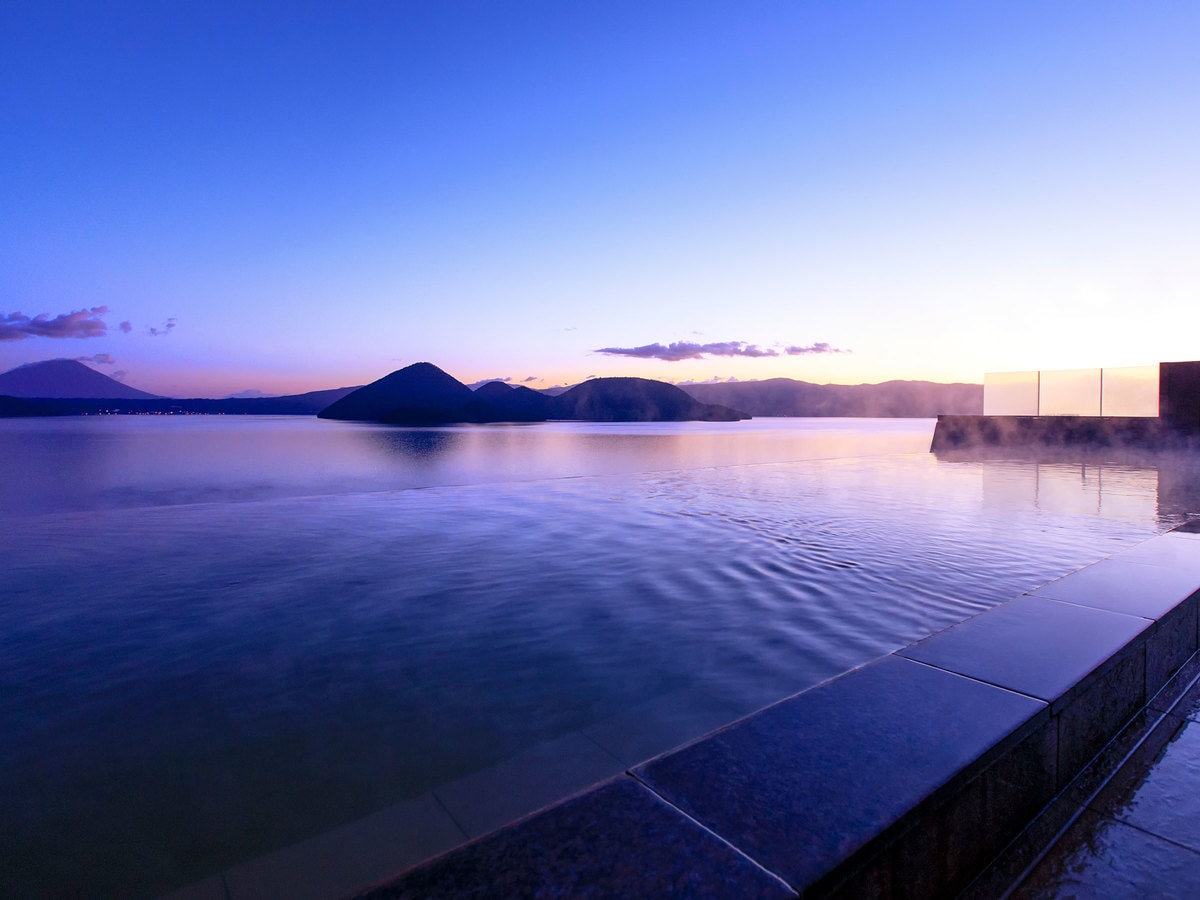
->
xmin=3 ymin=416 xmax=1199 ymax=897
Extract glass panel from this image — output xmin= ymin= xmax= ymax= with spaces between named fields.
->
xmin=1101 ymin=365 xmax=1159 ymax=417
xmin=1039 ymin=368 xmax=1101 ymax=416
xmin=984 ymin=370 xmax=1039 ymax=415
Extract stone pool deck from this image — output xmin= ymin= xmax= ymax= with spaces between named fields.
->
xmin=167 ymin=524 xmax=1200 ymax=899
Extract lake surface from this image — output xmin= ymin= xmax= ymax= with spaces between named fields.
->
xmin=3 ymin=416 xmax=1199 ymax=897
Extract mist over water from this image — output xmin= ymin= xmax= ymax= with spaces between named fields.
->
xmin=2 ymin=416 xmax=1197 ymax=897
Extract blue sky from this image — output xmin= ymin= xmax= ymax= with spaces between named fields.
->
xmin=3 ymin=1 xmax=1198 ymax=396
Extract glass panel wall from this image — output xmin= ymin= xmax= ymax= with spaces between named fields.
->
xmin=1039 ymin=368 xmax=1102 ymax=416
xmin=983 ymin=370 xmax=1039 ymax=415
xmin=983 ymin=365 xmax=1160 ymax=417
xmin=1101 ymin=366 xmax=1159 ymax=417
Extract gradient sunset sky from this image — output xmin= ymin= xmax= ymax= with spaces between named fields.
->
xmin=3 ymin=2 xmax=1198 ymax=397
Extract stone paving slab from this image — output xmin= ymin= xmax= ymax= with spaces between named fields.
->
xmin=1120 ymin=528 xmax=1200 ymax=576
xmin=350 ymin=777 xmax=793 ymax=899
xmin=634 ymin=655 xmax=1046 ymax=894
xmin=1028 ymin=556 xmax=1200 ymax=620
xmin=898 ymin=595 xmax=1150 ymax=712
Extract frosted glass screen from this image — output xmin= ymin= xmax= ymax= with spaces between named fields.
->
xmin=983 ymin=370 xmax=1039 ymax=415
xmin=1039 ymin=368 xmax=1101 ymax=416
xmin=1101 ymin=366 xmax=1159 ymax=417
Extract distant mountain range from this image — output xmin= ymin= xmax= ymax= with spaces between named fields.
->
xmin=318 ymin=363 xmax=747 ymax=423
xmin=1 ymin=358 xmax=984 ymax=419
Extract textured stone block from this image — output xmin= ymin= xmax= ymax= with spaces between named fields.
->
xmin=634 ymin=656 xmax=1046 ymax=893
xmin=899 ymin=595 xmax=1150 ymax=713
xmin=1055 ymin=645 xmax=1145 ymax=787
xmin=861 ymin=718 xmax=1057 ymax=899
xmin=1029 ymin=556 xmax=1200 ymax=621
xmin=1145 ymin=598 xmax=1200 ymax=696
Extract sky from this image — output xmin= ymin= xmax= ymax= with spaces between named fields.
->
xmin=2 ymin=1 xmax=1198 ymax=397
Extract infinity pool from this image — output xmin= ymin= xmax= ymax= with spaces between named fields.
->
xmin=3 ymin=416 xmax=1196 ymax=897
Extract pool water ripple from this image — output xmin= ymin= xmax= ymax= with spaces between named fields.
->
xmin=2 ymin=417 xmax=1198 ymax=897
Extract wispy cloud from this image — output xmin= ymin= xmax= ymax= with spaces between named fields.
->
xmin=119 ymin=321 xmax=132 ymax=333
xmin=594 ymin=341 xmax=765 ymax=361
xmin=148 ymin=317 xmax=176 ymax=337
xmin=785 ymin=342 xmax=849 ymax=355
xmin=75 ymin=353 xmax=116 ymax=366
xmin=0 ymin=306 xmax=110 ymax=341
xmin=522 ymin=376 xmax=538 ymax=383
xmin=596 ymin=340 xmax=850 ymax=361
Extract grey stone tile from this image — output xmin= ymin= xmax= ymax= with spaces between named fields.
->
xmin=1012 ymin=809 xmax=1200 ymax=899
xmin=1118 ymin=532 xmax=1200 ymax=578
xmin=433 ymin=731 xmax=624 ymax=839
xmin=1090 ymin=713 xmax=1200 ymax=854
xmin=352 ymin=777 xmax=793 ymax=899
xmin=159 ymin=873 xmax=228 ymax=900
xmin=634 ymin=656 xmax=1046 ymax=893
xmin=1029 ymin=556 xmax=1200 ymax=620
xmin=581 ymin=687 xmax=746 ymax=767
xmin=899 ymin=595 xmax=1149 ymax=711
xmin=223 ymin=792 xmax=465 ymax=900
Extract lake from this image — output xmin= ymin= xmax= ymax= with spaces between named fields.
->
xmin=2 ymin=415 xmax=1198 ymax=897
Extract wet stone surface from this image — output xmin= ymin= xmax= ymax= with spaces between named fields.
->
xmin=1090 ymin=713 xmax=1200 ymax=855
xmin=1012 ymin=809 xmax=1200 ymax=900
xmin=1009 ymin=665 xmax=1200 ymax=898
